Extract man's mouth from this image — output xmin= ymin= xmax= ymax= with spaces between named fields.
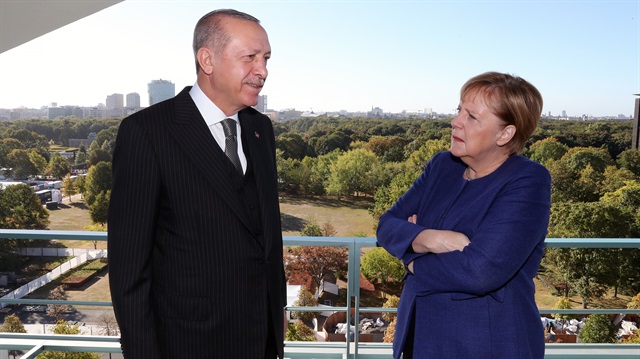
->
xmin=247 ymin=78 xmax=265 ymax=88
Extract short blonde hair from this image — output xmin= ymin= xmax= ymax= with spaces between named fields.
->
xmin=461 ymin=72 xmax=543 ymax=154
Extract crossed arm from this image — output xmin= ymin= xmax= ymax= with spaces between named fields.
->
xmin=405 ymin=214 xmax=470 ymax=273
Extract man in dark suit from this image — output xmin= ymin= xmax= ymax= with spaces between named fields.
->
xmin=108 ymin=9 xmax=286 ymax=359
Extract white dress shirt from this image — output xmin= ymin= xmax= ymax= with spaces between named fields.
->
xmin=189 ymin=82 xmax=247 ymax=174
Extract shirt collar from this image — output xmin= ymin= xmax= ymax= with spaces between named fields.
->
xmin=189 ymin=82 xmax=239 ymax=125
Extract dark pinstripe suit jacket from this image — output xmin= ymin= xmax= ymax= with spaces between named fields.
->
xmin=108 ymin=87 xmax=286 ymax=358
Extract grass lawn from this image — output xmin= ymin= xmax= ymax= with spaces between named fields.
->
xmin=47 ymin=196 xmax=106 ymax=249
xmin=279 ymin=195 xmax=376 ymax=237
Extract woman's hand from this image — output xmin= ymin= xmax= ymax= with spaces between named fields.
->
xmin=411 ymin=229 xmax=470 ymax=254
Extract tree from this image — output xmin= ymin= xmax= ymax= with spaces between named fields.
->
xmin=1 ymin=138 xmax=23 ymax=153
xmin=291 ymin=287 xmax=318 ymax=321
xmin=617 ymin=149 xmax=640 ymax=176
xmin=286 ymin=246 xmax=348 ymax=292
xmin=62 ymin=173 xmax=76 ymax=201
xmin=308 ymin=130 xmax=352 ymax=155
xmin=600 ymin=166 xmax=637 ymax=196
xmin=326 ymin=148 xmax=381 ymax=197
xmin=29 ymin=150 xmax=48 ymax=175
xmin=276 ymin=149 xmax=304 ymax=194
xmin=93 ymin=126 xmax=119 ymax=156
xmin=48 ymin=154 xmax=71 ymax=179
xmin=97 ymin=313 xmax=120 ymax=336
xmin=0 ymin=183 xmax=49 ymax=230
xmin=360 ymin=248 xmax=404 ymax=288
xmin=365 ymin=135 xmax=409 ymax=162
xmin=75 ymin=144 xmax=88 ymax=165
xmin=6 ymin=149 xmax=37 ymax=179
xmin=546 ymin=199 xmax=639 ymax=304
xmin=526 ymin=137 xmax=569 ymax=166
xmin=405 ymin=137 xmax=449 ymax=173
xmin=74 ymin=175 xmax=87 ymax=199
xmin=371 ymin=167 xmax=417 ymax=220
xmin=0 ymin=313 xmax=27 ymax=359
xmin=549 ymin=147 xmax=614 ymax=202
xmin=277 ymin=132 xmax=309 ymax=160
xmin=46 ymin=286 xmax=71 ymax=322
xmin=286 ymin=320 xmax=316 ymax=341
xmin=89 ymin=190 xmax=110 ymax=225
xmin=300 ymin=150 xmax=341 ymax=195
xmin=87 ymin=147 xmax=111 ymax=166
xmin=578 ymin=314 xmax=615 ymax=343
xmin=562 ymin=146 xmax=613 ymax=174
xmin=84 ymin=162 xmax=112 ymax=206
xmin=37 ymin=321 xmax=101 ymax=359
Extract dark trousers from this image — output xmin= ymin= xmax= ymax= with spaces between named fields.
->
xmin=264 ymin=310 xmax=278 ymax=359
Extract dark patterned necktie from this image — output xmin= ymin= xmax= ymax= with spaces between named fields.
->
xmin=220 ymin=118 xmax=243 ymax=175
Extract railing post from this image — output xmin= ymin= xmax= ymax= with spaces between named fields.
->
xmin=345 ymin=239 xmax=354 ymax=357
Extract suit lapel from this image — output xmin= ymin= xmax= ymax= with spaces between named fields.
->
xmin=166 ymin=88 xmax=253 ymax=233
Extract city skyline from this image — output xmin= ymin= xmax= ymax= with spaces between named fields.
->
xmin=0 ymin=0 xmax=638 ymax=117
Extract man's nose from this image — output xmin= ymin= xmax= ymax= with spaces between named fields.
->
xmin=254 ymin=59 xmax=268 ymax=79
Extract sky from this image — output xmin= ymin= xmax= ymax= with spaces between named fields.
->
xmin=0 ymin=0 xmax=639 ymax=117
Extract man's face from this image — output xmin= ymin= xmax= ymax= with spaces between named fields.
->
xmin=208 ymin=18 xmax=271 ymax=116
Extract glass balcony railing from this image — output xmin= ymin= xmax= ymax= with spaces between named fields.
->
xmin=0 ymin=229 xmax=639 ymax=358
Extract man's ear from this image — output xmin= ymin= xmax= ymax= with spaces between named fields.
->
xmin=497 ymin=125 xmax=516 ymax=146
xmin=197 ymin=47 xmax=214 ymax=75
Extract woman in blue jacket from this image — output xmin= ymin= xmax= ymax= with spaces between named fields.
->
xmin=377 ymin=72 xmax=551 ymax=358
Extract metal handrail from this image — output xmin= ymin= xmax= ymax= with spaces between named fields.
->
xmin=0 ymin=230 xmax=639 ymax=358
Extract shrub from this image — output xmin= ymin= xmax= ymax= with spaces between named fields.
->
xmin=553 ymin=297 xmax=577 ymax=321
xmin=627 ymin=293 xmax=640 ymax=309
xmin=383 ymin=318 xmax=396 ymax=343
xmin=382 ymin=295 xmax=399 ymax=322
xmin=621 ymin=332 xmax=640 ymax=344
xmin=579 ymin=314 xmax=615 ymax=343
xmin=286 ymin=321 xmax=316 ymax=341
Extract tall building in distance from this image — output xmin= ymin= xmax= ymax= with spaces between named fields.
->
xmin=126 ymin=92 xmax=140 ymax=109
xmin=148 ymin=79 xmax=175 ymax=106
xmin=106 ymin=93 xmax=124 ymax=118
xmin=106 ymin=93 xmax=124 ymax=109
xmin=255 ymin=94 xmax=267 ymax=113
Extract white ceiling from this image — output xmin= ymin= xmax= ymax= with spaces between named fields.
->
xmin=0 ymin=0 xmax=124 ymax=54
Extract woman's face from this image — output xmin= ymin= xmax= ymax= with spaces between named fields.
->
xmin=450 ymin=91 xmax=513 ymax=165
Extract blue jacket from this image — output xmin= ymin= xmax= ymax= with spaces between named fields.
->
xmin=377 ymin=152 xmax=551 ymax=358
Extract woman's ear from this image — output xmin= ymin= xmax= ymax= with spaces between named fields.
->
xmin=497 ymin=125 xmax=516 ymax=147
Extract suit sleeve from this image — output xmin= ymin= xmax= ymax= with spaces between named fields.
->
xmin=108 ymin=117 xmax=161 ymax=357
xmin=411 ymin=165 xmax=551 ymax=296
xmin=376 ymin=157 xmax=437 ymax=263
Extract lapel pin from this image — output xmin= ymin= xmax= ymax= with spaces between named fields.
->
xmin=255 ymin=132 xmax=260 ymax=139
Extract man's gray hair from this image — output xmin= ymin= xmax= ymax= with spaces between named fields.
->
xmin=192 ymin=9 xmax=260 ymax=73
